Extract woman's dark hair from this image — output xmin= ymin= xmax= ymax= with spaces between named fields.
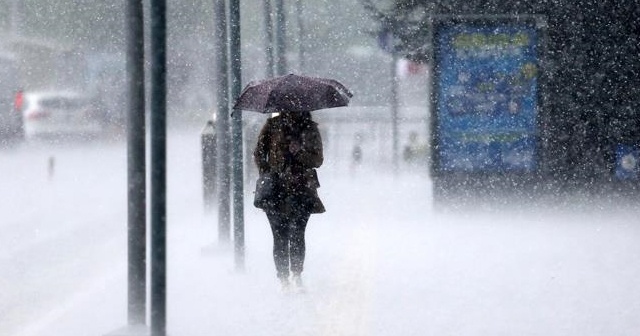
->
xmin=299 ymin=111 xmax=311 ymax=120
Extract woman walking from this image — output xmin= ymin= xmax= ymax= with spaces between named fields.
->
xmin=253 ymin=111 xmax=325 ymax=291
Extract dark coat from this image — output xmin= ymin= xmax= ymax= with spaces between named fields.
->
xmin=253 ymin=113 xmax=325 ymax=214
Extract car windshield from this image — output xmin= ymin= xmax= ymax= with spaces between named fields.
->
xmin=40 ymin=97 xmax=86 ymax=110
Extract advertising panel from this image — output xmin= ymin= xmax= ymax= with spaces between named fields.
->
xmin=432 ymin=17 xmax=540 ymax=174
xmin=615 ymin=145 xmax=640 ymax=180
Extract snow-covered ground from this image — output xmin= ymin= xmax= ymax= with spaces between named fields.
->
xmin=2 ymin=125 xmax=640 ymax=336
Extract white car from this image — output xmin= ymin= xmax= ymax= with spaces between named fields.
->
xmin=21 ymin=91 xmax=104 ymax=140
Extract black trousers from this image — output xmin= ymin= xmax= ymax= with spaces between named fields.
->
xmin=266 ymin=206 xmax=311 ymax=280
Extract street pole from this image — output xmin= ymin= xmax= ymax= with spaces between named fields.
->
xmin=214 ymin=0 xmax=231 ymax=243
xmin=125 ymin=0 xmax=146 ymax=327
xmin=391 ymin=53 xmax=399 ymax=174
xmin=10 ymin=0 xmax=22 ymax=36
xmin=274 ymin=0 xmax=287 ymax=75
xmin=295 ymin=0 xmax=304 ymax=72
xmin=229 ymin=0 xmax=245 ymax=271
xmin=149 ymin=0 xmax=167 ymax=335
xmin=263 ymin=0 xmax=275 ymax=77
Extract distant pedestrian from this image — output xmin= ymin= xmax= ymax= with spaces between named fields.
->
xmin=352 ymin=144 xmax=362 ymax=165
xmin=253 ymin=111 xmax=325 ymax=291
xmin=403 ymin=131 xmax=419 ymax=163
xmin=350 ymin=132 xmax=363 ymax=175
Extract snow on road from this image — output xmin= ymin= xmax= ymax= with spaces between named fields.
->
xmin=0 ymin=138 xmax=127 ymax=336
xmin=2 ymin=126 xmax=640 ymax=336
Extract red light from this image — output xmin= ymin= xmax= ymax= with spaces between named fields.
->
xmin=14 ymin=90 xmax=24 ymax=111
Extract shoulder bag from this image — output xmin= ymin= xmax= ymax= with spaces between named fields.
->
xmin=254 ymin=172 xmax=280 ymax=209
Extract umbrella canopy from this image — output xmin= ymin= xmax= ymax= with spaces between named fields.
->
xmin=232 ymin=74 xmax=353 ymax=113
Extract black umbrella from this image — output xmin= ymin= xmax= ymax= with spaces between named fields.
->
xmin=232 ymin=74 xmax=353 ymax=113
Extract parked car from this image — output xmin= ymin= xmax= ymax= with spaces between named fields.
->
xmin=21 ymin=91 xmax=105 ymax=140
xmin=0 ymin=54 xmax=23 ymax=143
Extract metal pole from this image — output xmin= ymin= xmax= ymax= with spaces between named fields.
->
xmin=263 ymin=0 xmax=275 ymax=77
xmin=274 ymin=0 xmax=287 ymax=75
xmin=149 ymin=0 xmax=167 ymax=335
xmin=125 ymin=0 xmax=146 ymax=326
xmin=10 ymin=0 xmax=22 ymax=36
xmin=214 ymin=0 xmax=231 ymax=243
xmin=201 ymin=120 xmax=217 ymax=211
xmin=295 ymin=0 xmax=304 ymax=72
xmin=391 ymin=53 xmax=399 ymax=174
xmin=229 ymin=0 xmax=245 ymax=271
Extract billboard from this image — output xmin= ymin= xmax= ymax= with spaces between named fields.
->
xmin=431 ymin=16 xmax=541 ymax=174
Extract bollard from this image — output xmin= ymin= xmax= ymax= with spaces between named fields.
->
xmin=201 ymin=120 xmax=217 ymax=211
xmin=48 ymin=156 xmax=55 ymax=180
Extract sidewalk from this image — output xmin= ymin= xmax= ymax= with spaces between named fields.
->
xmin=17 ymin=167 xmax=640 ymax=336
xmin=18 ymin=169 xmax=434 ymax=336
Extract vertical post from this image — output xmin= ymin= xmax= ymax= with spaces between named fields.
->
xmin=10 ymin=0 xmax=22 ymax=36
xmin=391 ymin=53 xmax=399 ymax=173
xmin=201 ymin=120 xmax=217 ymax=211
xmin=274 ymin=0 xmax=287 ymax=75
xmin=125 ymin=0 xmax=146 ymax=327
xmin=295 ymin=0 xmax=304 ymax=72
xmin=149 ymin=0 xmax=167 ymax=335
xmin=229 ymin=0 xmax=245 ymax=271
xmin=214 ymin=0 xmax=231 ymax=243
xmin=263 ymin=0 xmax=275 ymax=77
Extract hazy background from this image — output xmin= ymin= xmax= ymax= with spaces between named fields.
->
xmin=0 ymin=0 xmax=427 ymax=124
